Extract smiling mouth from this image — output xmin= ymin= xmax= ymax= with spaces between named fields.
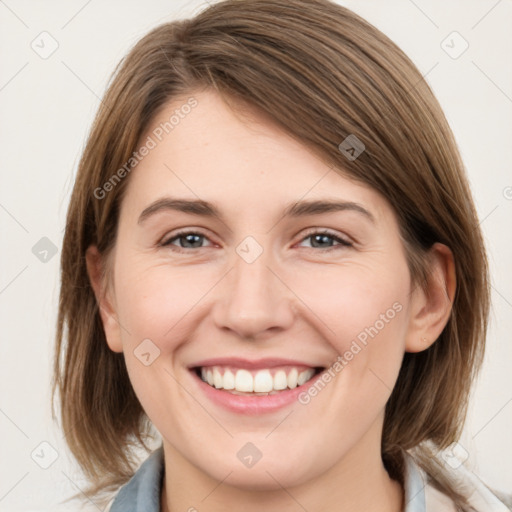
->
xmin=193 ymin=365 xmax=324 ymax=396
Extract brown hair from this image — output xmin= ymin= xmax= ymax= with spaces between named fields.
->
xmin=52 ymin=0 xmax=489 ymax=509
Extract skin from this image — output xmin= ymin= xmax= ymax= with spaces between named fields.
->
xmin=87 ymin=89 xmax=456 ymax=512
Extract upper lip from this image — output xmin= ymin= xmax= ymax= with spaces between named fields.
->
xmin=189 ymin=357 xmax=324 ymax=370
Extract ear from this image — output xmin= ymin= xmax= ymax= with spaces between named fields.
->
xmin=405 ymin=243 xmax=456 ymax=353
xmin=85 ymin=245 xmax=123 ymax=353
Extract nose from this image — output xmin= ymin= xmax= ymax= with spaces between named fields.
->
xmin=212 ymin=243 xmax=295 ymax=340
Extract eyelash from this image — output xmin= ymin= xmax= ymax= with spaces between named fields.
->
xmin=160 ymin=228 xmax=353 ymax=253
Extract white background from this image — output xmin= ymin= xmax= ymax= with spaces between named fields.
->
xmin=0 ymin=0 xmax=511 ymax=510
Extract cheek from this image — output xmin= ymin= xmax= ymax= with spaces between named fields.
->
xmin=293 ymin=260 xmax=410 ymax=345
xmin=114 ymin=258 xmax=211 ymax=346
xmin=292 ymin=261 xmax=411 ymax=407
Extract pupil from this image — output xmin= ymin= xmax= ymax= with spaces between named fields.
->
xmin=184 ymin=234 xmax=202 ymax=248
xmin=313 ymin=234 xmax=331 ymax=247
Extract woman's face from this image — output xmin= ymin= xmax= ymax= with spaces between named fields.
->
xmin=96 ymin=89 xmax=423 ymax=489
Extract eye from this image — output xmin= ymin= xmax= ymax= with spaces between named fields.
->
xmin=297 ymin=229 xmax=353 ymax=251
xmin=160 ymin=228 xmax=353 ymax=253
xmin=160 ymin=230 xmax=213 ymax=251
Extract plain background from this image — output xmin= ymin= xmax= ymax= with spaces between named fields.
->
xmin=1 ymin=0 xmax=511 ymax=510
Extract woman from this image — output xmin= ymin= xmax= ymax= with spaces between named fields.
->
xmin=52 ymin=0 xmax=511 ymax=510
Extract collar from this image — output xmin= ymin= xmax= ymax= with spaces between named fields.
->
xmin=109 ymin=445 xmax=430 ymax=512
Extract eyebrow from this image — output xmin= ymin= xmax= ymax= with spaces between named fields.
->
xmin=137 ymin=197 xmax=375 ymax=224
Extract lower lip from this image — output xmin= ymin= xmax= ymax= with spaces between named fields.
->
xmin=190 ymin=369 xmax=323 ymax=415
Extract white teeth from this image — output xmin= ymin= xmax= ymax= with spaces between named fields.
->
xmin=235 ymin=369 xmax=254 ymax=392
xmin=273 ymin=370 xmax=288 ymax=390
xmin=199 ymin=366 xmax=317 ymax=393
xmin=287 ymin=368 xmax=298 ymax=389
xmin=213 ymin=368 xmax=223 ymax=388
xmin=223 ymin=370 xmax=235 ymax=390
xmin=254 ymin=370 xmax=273 ymax=392
xmin=298 ymin=369 xmax=315 ymax=386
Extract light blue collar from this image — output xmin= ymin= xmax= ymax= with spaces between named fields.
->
xmin=109 ymin=446 xmax=164 ymax=512
xmin=109 ymin=445 xmax=427 ymax=511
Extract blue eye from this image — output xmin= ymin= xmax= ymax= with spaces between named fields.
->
xmin=298 ymin=230 xmax=353 ymax=250
xmin=160 ymin=229 xmax=352 ymax=252
xmin=161 ymin=231 xmax=210 ymax=250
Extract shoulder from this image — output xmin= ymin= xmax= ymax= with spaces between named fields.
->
xmin=108 ymin=445 xmax=165 ymax=512
xmin=445 ymin=462 xmax=512 ymax=512
xmin=424 ymin=484 xmax=458 ymax=511
xmin=407 ymin=452 xmax=512 ymax=512
xmin=55 ymin=446 xmax=164 ymax=512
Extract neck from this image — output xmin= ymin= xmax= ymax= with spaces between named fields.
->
xmin=160 ymin=416 xmax=404 ymax=512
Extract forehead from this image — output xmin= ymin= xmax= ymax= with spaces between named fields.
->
xmin=121 ymin=89 xmax=391 ymax=224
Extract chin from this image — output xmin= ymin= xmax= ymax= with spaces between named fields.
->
xmin=222 ymin=468 xmax=305 ymax=492
xmin=203 ymin=453 xmax=320 ymax=492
